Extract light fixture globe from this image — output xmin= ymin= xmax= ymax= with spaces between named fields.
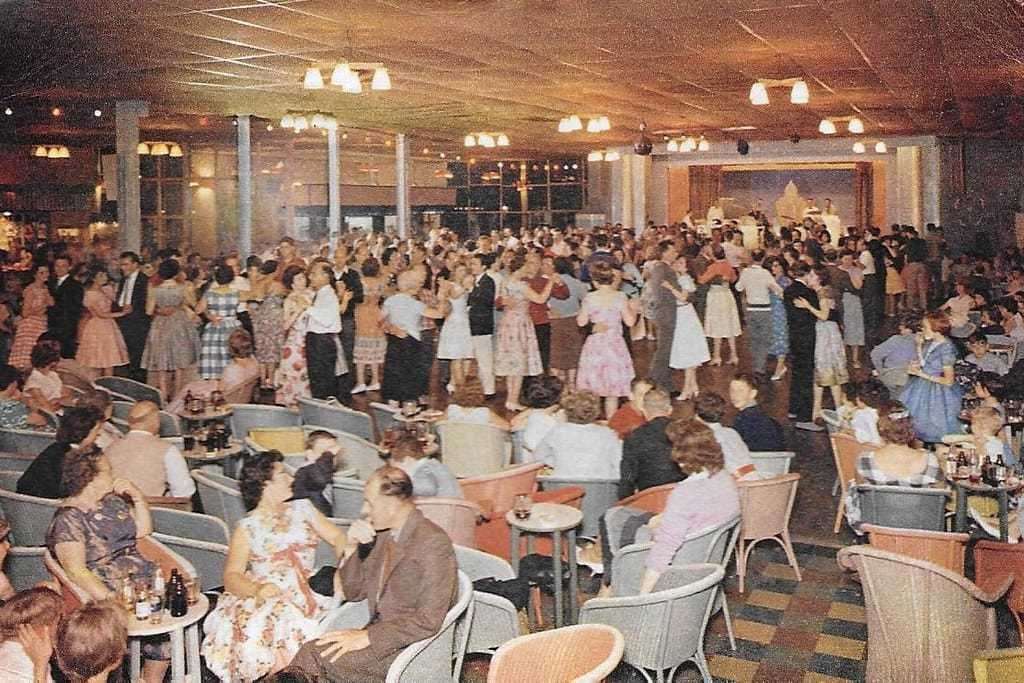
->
xmin=874 ymin=141 xmax=888 ymax=153
xmin=331 ymin=63 xmax=354 ymax=86
xmin=749 ymin=81 xmax=769 ymax=105
xmin=598 ymin=116 xmax=610 ymax=131
xmin=852 ymin=141 xmax=866 ymax=153
xmin=168 ymin=144 xmax=183 ymax=158
xmin=790 ymin=79 xmax=809 ymax=104
xmin=848 ymin=117 xmax=865 ymax=134
xmin=32 ymin=146 xmax=47 ymax=157
xmin=371 ymin=67 xmax=391 ymax=91
xmin=342 ymin=72 xmax=362 ymax=94
xmin=303 ymin=67 xmax=324 ymax=90
xmin=464 ymin=134 xmax=476 ymax=147
xmin=818 ymin=119 xmax=837 ymax=135
xmin=587 ymin=151 xmax=604 ymax=162
xmin=58 ymin=146 xmax=70 ymax=158
xmin=293 ymin=115 xmax=309 ymax=131
xmin=281 ymin=113 xmax=294 ymax=128
xmin=46 ymin=147 xmax=60 ymax=158
xmin=151 ymin=142 xmax=170 ymax=156
xmin=586 ymin=118 xmax=601 ymax=133
xmin=478 ymin=133 xmax=496 ymax=148
xmin=697 ymin=136 xmax=710 ymax=152
xmin=137 ymin=142 xmax=151 ymax=155
xmin=666 ymin=139 xmax=679 ymax=152
xmin=604 ymin=150 xmax=621 ymax=162
xmin=496 ymin=134 xmax=510 ymax=146
xmin=568 ymin=115 xmax=582 ymax=131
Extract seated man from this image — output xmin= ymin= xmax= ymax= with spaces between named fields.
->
xmin=728 ymin=373 xmax=785 ymax=452
xmin=17 ymin=407 xmax=103 ymax=499
xmin=964 ymin=332 xmax=1009 ymax=376
xmin=290 ymin=466 xmax=458 ymax=682
xmin=104 ymin=401 xmax=195 ymax=499
xmin=870 ymin=312 xmax=921 ymax=394
xmin=694 ymin=392 xmax=759 ymax=480
xmin=618 ymin=389 xmax=684 ymax=500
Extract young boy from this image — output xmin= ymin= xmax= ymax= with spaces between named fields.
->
xmin=728 ymin=373 xmax=785 ymax=452
xmin=869 ymin=311 xmax=921 ymax=395
xmin=965 ymin=332 xmax=1009 ymax=376
xmin=841 ymin=379 xmax=890 ymax=445
xmin=291 ymin=430 xmax=343 ymax=515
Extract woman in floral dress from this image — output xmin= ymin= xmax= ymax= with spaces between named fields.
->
xmin=252 ymin=264 xmax=286 ymax=390
xmin=10 ymin=264 xmax=53 ymax=370
xmin=197 ymin=265 xmax=242 ymax=380
xmin=576 ymin=261 xmax=638 ymax=418
xmin=495 ymin=254 xmax=555 ymax=412
xmin=766 ymin=257 xmax=791 ymax=381
xmin=202 ymin=450 xmax=346 ymax=681
xmin=275 ymin=266 xmax=313 ymax=407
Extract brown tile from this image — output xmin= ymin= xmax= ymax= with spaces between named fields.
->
xmin=772 ymin=626 xmax=821 ymax=651
xmin=803 ymin=673 xmax=851 ymax=683
xmin=815 ymin=634 xmax=866 ymax=661
xmin=763 ymin=562 xmax=802 ymax=581
xmin=710 ymin=656 xmax=760 ymax=683
xmin=826 ymin=602 xmax=866 ymax=623
xmin=787 ymin=595 xmax=833 ymax=617
xmin=754 ymin=662 xmax=807 ymax=682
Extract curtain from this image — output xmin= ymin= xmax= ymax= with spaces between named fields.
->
xmin=688 ymin=165 xmax=723 ymax=219
xmin=854 ymin=162 xmax=873 ymax=229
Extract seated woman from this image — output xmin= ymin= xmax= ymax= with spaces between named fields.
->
xmin=0 ymin=364 xmax=47 ymax=430
xmin=844 ymin=403 xmax=943 ymax=534
xmin=55 ymin=601 xmax=128 ymax=683
xmin=17 ymin=407 xmax=105 ymax=499
xmin=444 ymin=376 xmax=509 ymax=429
xmin=534 ymin=390 xmax=622 ymax=479
xmin=598 ymin=417 xmax=740 ymax=591
xmin=607 ymin=379 xmax=652 ymax=439
xmin=389 ymin=434 xmax=461 ymax=498
xmin=166 ymin=328 xmax=260 ymax=414
xmin=0 ymin=586 xmax=63 ymax=682
xmin=0 ymin=520 xmax=14 ymax=602
xmin=202 ymin=450 xmax=347 ymax=681
xmin=22 ymin=341 xmax=69 ymax=415
xmin=45 ymin=446 xmax=169 ymax=683
xmin=73 ymin=389 xmax=122 ymax=450
xmin=511 ymin=375 xmax=564 ymax=463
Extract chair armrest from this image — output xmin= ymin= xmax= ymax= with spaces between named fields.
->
xmin=530 ymin=486 xmax=584 ymax=506
xmin=146 ymin=496 xmax=192 ymax=511
xmin=610 ymin=542 xmax=653 ymax=596
xmin=137 ymin=536 xmax=193 ymax=581
xmin=319 ymin=599 xmax=371 ymax=633
xmin=966 ymin=575 xmax=1014 ymax=604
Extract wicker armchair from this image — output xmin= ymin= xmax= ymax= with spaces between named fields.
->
xmin=487 ymin=624 xmax=624 ymax=683
xmin=862 ymin=524 xmax=968 ymax=574
xmin=453 ymin=545 xmax=521 ymax=655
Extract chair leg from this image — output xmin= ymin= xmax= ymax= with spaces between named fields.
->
xmin=693 ymin=651 xmax=713 ymax=683
xmin=833 ymin=495 xmax=846 ymax=534
xmin=530 ymin=586 xmax=543 ymax=628
xmin=736 ymin=538 xmax=747 ymax=594
xmin=832 ymin=475 xmax=840 ymax=497
xmin=720 ymin=592 xmax=737 ymax=650
xmin=779 ymin=531 xmax=802 ymax=582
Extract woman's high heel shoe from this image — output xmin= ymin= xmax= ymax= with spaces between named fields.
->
xmin=710 ymin=357 xmax=722 ymax=366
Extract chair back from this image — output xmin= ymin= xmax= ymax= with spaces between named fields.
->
xmin=863 ymin=524 xmax=969 ymax=574
xmin=0 ymin=469 xmax=21 ymax=490
xmin=837 ymin=545 xmax=1008 ymax=683
xmin=487 ymin=624 xmax=625 ymax=683
xmin=537 ymin=475 xmax=618 ymax=537
xmin=298 ymin=397 xmax=374 ymax=441
xmin=738 ymin=474 xmax=800 ymax=542
xmin=191 ymin=470 xmax=247 ymax=528
xmin=94 ymin=376 xmax=163 ymax=406
xmin=855 ymin=484 xmax=949 ymax=531
xmin=385 ymin=571 xmax=473 ymax=683
xmin=453 ymin=546 xmax=520 ymax=654
xmin=454 ymin=545 xmax=516 ymax=581
xmin=111 ymin=400 xmax=134 ymax=421
xmin=973 ymin=540 xmax=1024 ymax=643
xmin=436 ymin=421 xmax=510 ymax=478
xmin=151 ymin=533 xmax=228 ymax=591
xmin=333 ymin=431 xmax=388 ymax=481
xmin=331 ymin=477 xmax=367 ymax=519
xmin=830 ymin=434 xmax=862 ymax=499
xmin=0 ymin=488 xmax=61 ymax=545
xmin=196 ymin=466 xmax=240 ymax=490
xmin=222 ymin=375 xmax=259 ymax=405
xmin=0 ymin=452 xmax=34 ymax=472
xmin=150 ymin=507 xmax=230 ymax=545
xmin=820 ymin=409 xmax=842 ymax=435
xmin=6 ymin=546 xmax=49 ymax=591
xmin=460 ymin=462 xmax=544 ymax=515
xmin=615 ymin=483 xmax=675 ymax=514
xmin=415 ymin=497 xmax=481 ymax=548
xmin=750 ymin=451 xmax=795 ymax=476
xmin=158 ymin=411 xmax=182 ymax=437
xmin=228 ymin=404 xmax=301 ymax=442
xmin=0 ymin=428 xmax=56 ymax=456
xmin=368 ymin=401 xmax=399 ymax=441
xmin=56 ymin=368 xmax=93 ymax=393
xmin=44 ymin=548 xmax=89 ymax=613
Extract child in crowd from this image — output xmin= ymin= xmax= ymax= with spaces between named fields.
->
xmin=0 ymin=364 xmax=47 ymax=430
xmin=22 ymin=340 xmax=68 ymax=415
xmin=290 ymin=430 xmax=344 ymax=515
xmin=607 ymin=378 xmax=652 ymax=439
xmin=842 ymin=380 xmax=890 ymax=445
xmin=965 ymin=332 xmax=1009 ymax=376
xmin=728 ymin=373 xmax=785 ymax=452
xmin=965 ymin=406 xmax=1020 ymax=540
xmin=974 ymin=372 xmax=1007 ymax=419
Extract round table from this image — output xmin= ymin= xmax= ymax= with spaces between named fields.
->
xmin=948 ymin=475 xmax=1023 ymax=541
xmin=177 ymin=406 xmax=233 ymax=430
xmin=181 ymin=438 xmax=245 ymax=466
xmin=507 ymin=502 xmax=583 ymax=628
xmin=127 ymin=593 xmax=209 ymax=683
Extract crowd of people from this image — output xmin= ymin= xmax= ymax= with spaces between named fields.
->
xmin=4 ymin=215 xmax=1024 ymax=680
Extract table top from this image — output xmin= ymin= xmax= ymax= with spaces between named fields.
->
xmin=177 ymin=406 xmax=233 ymax=421
xmin=394 ymin=409 xmax=445 ymax=423
xmin=182 ymin=439 xmax=244 ymax=461
xmin=506 ymin=502 xmax=583 ymax=532
xmin=126 ymin=593 xmax=208 ymax=636
xmin=946 ymin=474 xmax=1024 ymax=493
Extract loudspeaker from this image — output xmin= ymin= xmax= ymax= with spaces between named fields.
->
xmin=737 ymin=139 xmax=750 ymax=155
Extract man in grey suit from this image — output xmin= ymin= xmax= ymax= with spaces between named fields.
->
xmin=646 ymin=240 xmax=681 ymax=394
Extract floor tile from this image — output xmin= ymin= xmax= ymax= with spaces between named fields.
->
xmin=732 ymin=619 xmax=777 ymax=645
xmin=807 ymin=652 xmax=865 ymax=680
xmin=820 ymin=618 xmax=868 ymax=641
xmin=709 ymin=656 xmax=760 ymax=683
xmin=738 ymin=604 xmax=785 ymax=626
xmin=815 ymin=634 xmax=866 ymax=661
xmin=826 ymin=602 xmax=866 ymax=623
xmin=745 ymin=589 xmax=792 ymax=611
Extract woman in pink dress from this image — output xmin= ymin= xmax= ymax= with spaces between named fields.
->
xmin=75 ymin=266 xmax=130 ymax=375
xmin=577 ymin=261 xmax=639 ymax=419
xmin=275 ymin=265 xmax=313 ymax=407
xmin=10 ymin=264 xmax=53 ymax=370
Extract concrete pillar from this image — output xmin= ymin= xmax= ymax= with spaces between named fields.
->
xmin=395 ymin=133 xmax=410 ymax=238
xmin=115 ymin=100 xmax=148 ymax=253
xmin=920 ymin=143 xmax=941 ymax=227
xmin=609 ymin=155 xmax=624 ymax=225
xmin=894 ymin=146 xmax=922 ymax=228
xmin=630 ymin=154 xmax=650 ymax=234
xmin=236 ymin=115 xmax=253 ymax=258
xmin=327 ymin=127 xmax=341 ymax=249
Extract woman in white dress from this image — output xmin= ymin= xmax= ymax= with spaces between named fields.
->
xmin=436 ymin=264 xmax=475 ymax=392
xmin=697 ymin=244 xmax=741 ymax=365
xmin=664 ymin=256 xmax=711 ymax=400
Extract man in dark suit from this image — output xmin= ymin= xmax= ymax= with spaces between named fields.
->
xmin=784 ymin=262 xmax=823 ymax=431
xmin=645 ymin=240 xmax=680 ymax=394
xmin=334 ymin=243 xmax=364 ymax=399
xmin=467 ymin=253 xmax=497 ymax=398
xmin=291 ymin=466 xmax=458 ymax=681
xmin=47 ymin=254 xmax=83 ymax=359
xmin=114 ymin=251 xmax=150 ymax=383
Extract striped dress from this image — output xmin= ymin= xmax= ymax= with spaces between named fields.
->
xmin=198 ymin=288 xmax=241 ymax=379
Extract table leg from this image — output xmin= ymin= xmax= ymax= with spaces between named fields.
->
xmin=509 ymin=526 xmax=520 ymax=575
xmin=552 ymin=531 xmax=563 ymax=628
xmin=567 ymin=528 xmax=578 ymax=624
xmin=130 ymin=639 xmax=141 ymax=682
xmin=186 ymin=624 xmax=201 ymax=682
xmin=954 ymin=483 xmax=968 ymax=533
xmin=170 ymin=626 xmax=185 ymax=683
xmin=999 ymin=491 xmax=1010 ymax=542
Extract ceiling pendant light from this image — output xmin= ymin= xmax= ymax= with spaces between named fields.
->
xmin=58 ymin=146 xmax=70 ymax=158
xmin=303 ymin=67 xmax=324 ymax=90
xmin=568 ymin=115 xmax=582 ymax=131
xmin=168 ymin=144 xmax=183 ymax=158
xmin=848 ymin=117 xmax=864 ymax=134
xmin=311 ymin=113 xmax=326 ymax=129
xmin=293 ymin=115 xmax=308 ymax=131
xmin=666 ymin=139 xmax=679 ymax=152
xmin=818 ymin=119 xmax=837 ymax=135
xmin=464 ymin=134 xmax=476 ymax=147
xmin=586 ymin=118 xmax=601 ymax=133
xmin=697 ymin=136 xmax=710 ymax=152
xmin=137 ymin=142 xmax=150 ymax=155
xmin=496 ymin=133 xmax=509 ymax=147
xmin=46 ymin=147 xmax=60 ymax=159
xmin=557 ymin=117 xmax=572 ymax=133
xmin=598 ymin=116 xmax=610 ymax=131
xmin=4 ymin=107 xmax=12 ymax=116
xmin=682 ymin=137 xmax=697 ymax=152
xmin=342 ymin=72 xmax=362 ymax=94
xmin=323 ymin=116 xmax=338 ymax=131
xmin=874 ymin=141 xmax=888 ymax=153
xmin=604 ymin=150 xmax=621 ymax=162
xmin=790 ymin=79 xmax=809 ymax=104
xmin=587 ymin=151 xmax=604 ymax=162
xmin=331 ymin=63 xmax=354 ymax=86
xmin=370 ymin=67 xmax=391 ymax=90
xmin=281 ymin=113 xmax=294 ymax=128
xmin=151 ymin=142 xmax=169 ymax=156
xmin=852 ymin=141 xmax=866 ymax=153
xmin=749 ymin=82 xmax=769 ymax=106
xmin=478 ymin=133 xmax=496 ymax=148
xmin=32 ymin=146 xmax=47 ymax=157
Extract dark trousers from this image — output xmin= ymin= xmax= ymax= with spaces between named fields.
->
xmin=648 ymin=315 xmax=675 ymax=393
xmin=534 ymin=323 xmax=551 ymax=372
xmin=336 ymin=316 xmax=356 ymax=402
xmin=306 ymin=331 xmax=341 ymax=400
xmin=382 ymin=334 xmax=428 ymax=403
xmin=788 ymin=337 xmax=815 ymax=421
xmin=862 ymin=274 xmax=884 ymax=346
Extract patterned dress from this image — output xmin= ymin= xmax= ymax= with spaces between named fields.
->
xmin=252 ymin=292 xmax=285 ymax=364
xmin=577 ymin=291 xmax=635 ymax=397
xmin=900 ymin=337 xmax=964 ymax=442
xmin=10 ymin=283 xmax=52 ymax=369
xmin=353 ymin=277 xmax=386 ymax=365
xmin=769 ymin=275 xmax=791 ymax=356
xmin=141 ymin=284 xmax=200 ymax=372
xmin=76 ymin=288 xmax=129 ymax=369
xmin=275 ymin=291 xmax=313 ymax=407
xmin=494 ymin=280 xmax=543 ymax=377
xmin=202 ymin=500 xmax=331 ymax=682
xmin=814 ymin=287 xmax=849 ymax=386
xmin=198 ymin=289 xmax=241 ymax=379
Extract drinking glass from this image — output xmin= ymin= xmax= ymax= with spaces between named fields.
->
xmin=513 ymin=494 xmax=533 ymax=520
xmin=184 ymin=576 xmax=200 ymax=606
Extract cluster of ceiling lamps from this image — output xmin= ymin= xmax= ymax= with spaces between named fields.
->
xmin=749 ymin=78 xmax=809 ymax=106
xmin=586 ymin=150 xmax=622 ymax=162
xmin=137 ymin=142 xmax=183 ymax=157
xmin=280 ymin=111 xmax=339 ymax=132
xmin=666 ymin=135 xmax=710 ymax=153
xmin=31 ymin=145 xmax=70 ymax=158
xmin=464 ymin=133 xmax=510 ymax=148
xmin=818 ymin=116 xmax=865 ymax=135
xmin=853 ymin=141 xmax=888 ymax=154
xmin=302 ymin=63 xmax=391 ymax=93
xmin=557 ymin=115 xmax=611 ymax=133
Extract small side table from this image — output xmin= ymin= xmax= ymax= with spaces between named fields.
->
xmin=127 ymin=594 xmax=209 ymax=683
xmin=950 ymin=478 xmax=1022 ymax=541
xmin=507 ymin=502 xmax=583 ymax=627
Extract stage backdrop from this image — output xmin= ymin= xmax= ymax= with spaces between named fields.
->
xmin=721 ymin=165 xmax=861 ymax=228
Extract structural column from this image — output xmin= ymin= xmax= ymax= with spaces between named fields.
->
xmin=395 ymin=133 xmax=411 ymax=238
xmin=327 ymin=127 xmax=341 ymax=249
xmin=115 ymin=100 xmax=148 ymax=253
xmin=236 ymin=115 xmax=253 ymax=258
